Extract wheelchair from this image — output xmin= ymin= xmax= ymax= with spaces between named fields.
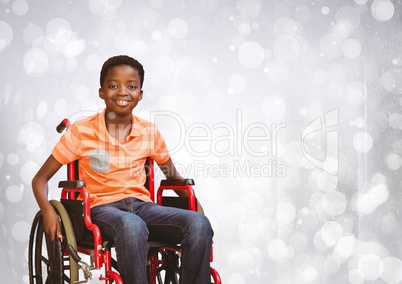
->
xmin=28 ymin=118 xmax=222 ymax=284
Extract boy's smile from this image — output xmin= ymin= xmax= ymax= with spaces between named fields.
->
xmin=116 ymin=100 xmax=130 ymax=106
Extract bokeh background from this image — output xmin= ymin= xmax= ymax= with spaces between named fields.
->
xmin=1 ymin=0 xmax=402 ymax=283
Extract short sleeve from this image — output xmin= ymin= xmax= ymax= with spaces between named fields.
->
xmin=51 ymin=124 xmax=82 ymax=165
xmin=150 ymin=126 xmax=170 ymax=164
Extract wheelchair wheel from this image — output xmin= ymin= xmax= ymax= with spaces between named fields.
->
xmin=152 ymin=249 xmax=221 ymax=284
xmin=28 ymin=200 xmax=79 ymax=283
xmin=156 ymin=249 xmax=180 ymax=284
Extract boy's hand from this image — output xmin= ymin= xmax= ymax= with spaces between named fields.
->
xmin=42 ymin=207 xmax=63 ymax=242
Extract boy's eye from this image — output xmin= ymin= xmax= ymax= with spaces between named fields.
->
xmin=107 ymin=84 xmax=138 ymax=90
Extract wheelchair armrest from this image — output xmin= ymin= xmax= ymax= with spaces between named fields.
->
xmin=58 ymin=180 xmax=87 ymax=203
xmin=160 ymin=178 xmax=195 ymax=186
xmin=58 ymin=180 xmax=86 ymax=188
xmin=157 ymin=178 xmax=197 ymax=211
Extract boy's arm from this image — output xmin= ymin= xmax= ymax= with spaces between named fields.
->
xmin=158 ymin=158 xmax=205 ymax=214
xmin=32 ymin=154 xmax=63 ymax=241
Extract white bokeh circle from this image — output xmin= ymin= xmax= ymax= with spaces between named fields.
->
xmin=0 ymin=20 xmax=13 ymax=50
xmin=262 ymin=96 xmax=286 ymax=120
xmin=371 ymin=0 xmax=394 ymax=22
xmin=276 ymin=202 xmax=296 ymax=224
xmin=23 ymin=48 xmax=49 ymax=77
xmin=381 ymin=257 xmax=402 ymax=283
xmin=6 ymin=184 xmax=24 ymax=203
xmin=381 ymin=68 xmax=402 ymax=95
xmin=386 ymin=153 xmax=402 ymax=170
xmin=228 ymin=74 xmax=247 ymax=93
xmin=342 ymin=38 xmax=361 ymax=59
xmin=273 ymin=35 xmax=301 ymax=62
xmin=12 ymin=220 xmax=31 ymax=242
xmin=358 ymin=254 xmax=384 ymax=281
xmin=12 ymin=0 xmax=29 ymax=16
xmin=268 ymin=238 xmax=288 ymax=261
xmin=236 ymin=0 xmax=262 ymax=18
xmin=238 ymin=41 xmax=264 ymax=68
xmin=20 ymin=161 xmax=40 ymax=185
xmin=353 ymin=132 xmax=373 ymax=153
xmin=168 ymin=18 xmax=188 ymax=39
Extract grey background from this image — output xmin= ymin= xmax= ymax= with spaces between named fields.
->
xmin=1 ymin=0 xmax=402 ymax=283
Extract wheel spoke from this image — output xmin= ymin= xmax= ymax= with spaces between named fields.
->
xmin=154 ymin=249 xmax=181 ymax=284
xmin=39 ymin=254 xmax=49 ymax=266
xmin=29 ymin=201 xmax=81 ymax=283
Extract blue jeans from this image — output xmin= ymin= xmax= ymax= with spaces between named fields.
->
xmin=91 ymin=198 xmax=213 ymax=284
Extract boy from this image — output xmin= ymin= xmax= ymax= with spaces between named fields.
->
xmin=32 ymin=55 xmax=213 ymax=283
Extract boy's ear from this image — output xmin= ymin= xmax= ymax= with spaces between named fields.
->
xmin=139 ymin=90 xmax=143 ymax=101
xmin=99 ymin=88 xmax=104 ymax=99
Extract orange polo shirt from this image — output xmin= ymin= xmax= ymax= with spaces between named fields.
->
xmin=52 ymin=109 xmax=170 ymax=208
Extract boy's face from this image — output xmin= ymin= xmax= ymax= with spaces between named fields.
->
xmin=99 ymin=65 xmax=143 ymax=118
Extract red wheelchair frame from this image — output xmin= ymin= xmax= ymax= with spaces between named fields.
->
xmin=28 ymin=118 xmax=221 ymax=283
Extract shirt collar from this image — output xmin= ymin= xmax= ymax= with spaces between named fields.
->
xmin=95 ymin=109 xmax=143 ymax=144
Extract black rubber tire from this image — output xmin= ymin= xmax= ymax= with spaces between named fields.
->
xmin=28 ymin=200 xmax=79 ymax=283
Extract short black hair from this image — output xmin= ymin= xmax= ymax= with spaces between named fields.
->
xmin=100 ymin=55 xmax=145 ymax=88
